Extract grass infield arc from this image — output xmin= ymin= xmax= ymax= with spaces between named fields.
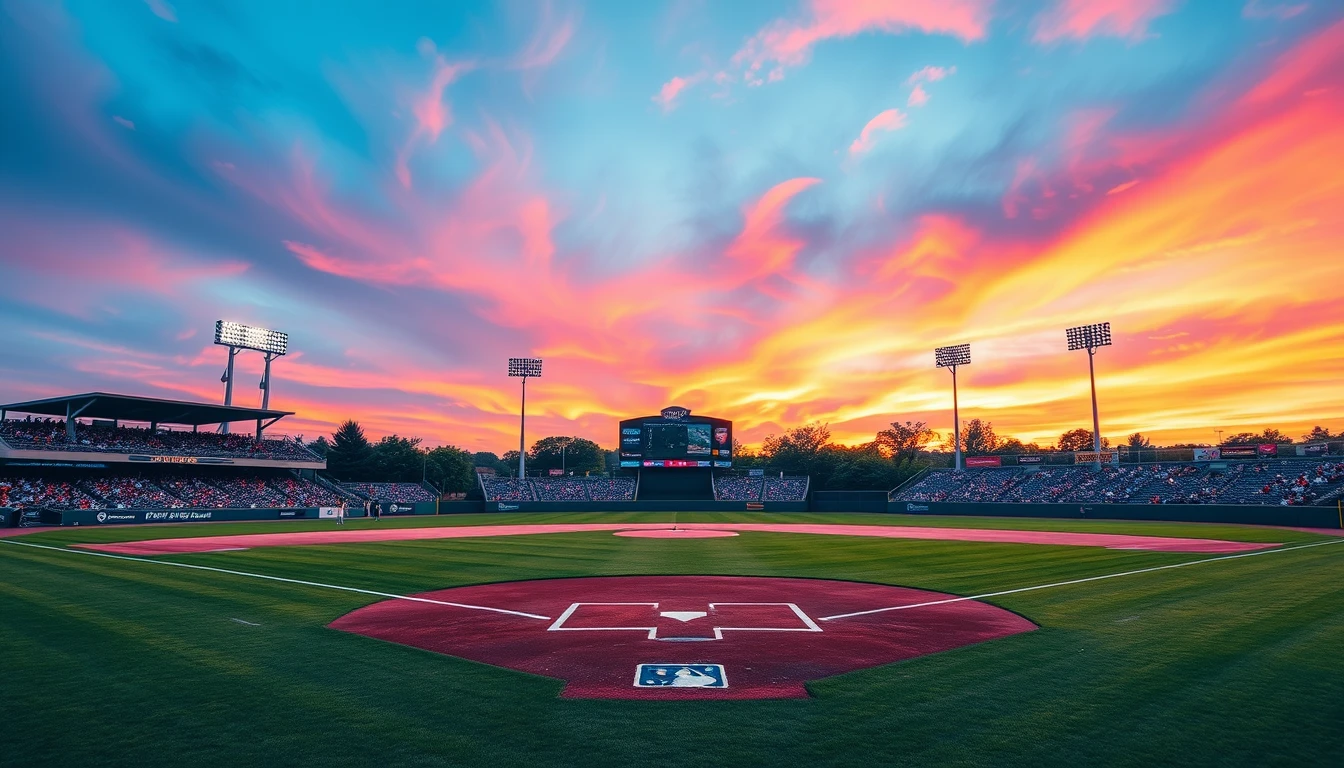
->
xmin=329 ymin=575 xmax=1038 ymax=699
xmin=73 ymin=522 xmax=1278 ymax=556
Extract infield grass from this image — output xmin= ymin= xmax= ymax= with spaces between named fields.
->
xmin=1 ymin=513 xmax=1342 ymax=767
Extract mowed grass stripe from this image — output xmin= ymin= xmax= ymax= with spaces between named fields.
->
xmin=2 ymin=517 xmax=1342 ymax=767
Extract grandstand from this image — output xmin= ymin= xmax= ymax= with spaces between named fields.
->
xmin=479 ymin=476 xmax=637 ymax=502
xmin=893 ymin=459 xmax=1344 ymax=507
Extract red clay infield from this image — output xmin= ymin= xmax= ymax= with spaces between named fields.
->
xmin=328 ymin=575 xmax=1037 ymax=699
xmin=75 ymin=522 xmax=1277 ymax=555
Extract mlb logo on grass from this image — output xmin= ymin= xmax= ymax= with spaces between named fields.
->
xmin=634 ymin=664 xmax=727 ymax=689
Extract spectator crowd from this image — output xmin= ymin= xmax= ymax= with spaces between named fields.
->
xmin=341 ymin=482 xmax=436 ymax=503
xmin=1 ymin=419 xmax=320 ymax=461
xmin=480 ymin=477 xmax=637 ymax=502
xmin=895 ymin=459 xmax=1344 ymax=507
xmin=0 ymin=473 xmax=350 ymax=510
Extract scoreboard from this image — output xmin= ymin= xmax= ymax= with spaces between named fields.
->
xmin=618 ymin=407 xmax=732 ymax=469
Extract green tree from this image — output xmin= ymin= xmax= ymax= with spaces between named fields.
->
xmin=959 ymin=419 xmax=999 ymax=455
xmin=875 ymin=420 xmax=937 ymax=463
xmin=306 ymin=435 xmax=330 ymax=458
xmin=326 ymin=420 xmax=374 ymax=480
xmin=529 ymin=436 xmax=605 ymax=474
xmin=1302 ymin=426 xmax=1338 ymax=443
xmin=370 ymin=435 xmax=425 ymax=482
xmin=1127 ymin=432 xmax=1153 ymax=450
xmin=994 ymin=437 xmax=1028 ymax=455
xmin=760 ymin=422 xmax=833 ymax=477
xmin=1057 ymin=428 xmax=1110 ymax=452
xmin=1259 ymin=428 xmax=1290 ymax=444
xmin=425 ymin=445 xmax=475 ymax=494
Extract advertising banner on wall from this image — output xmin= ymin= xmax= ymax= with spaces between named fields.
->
xmin=318 ymin=507 xmax=341 ymax=519
xmin=1015 ymin=455 xmax=1044 ymax=464
xmin=1218 ymin=446 xmax=1258 ymax=459
xmin=1258 ymin=444 xmax=1279 ymax=457
xmin=1193 ymin=448 xmax=1221 ymax=461
xmin=1297 ymin=443 xmax=1328 ymax=457
xmin=965 ymin=456 xmax=1003 ymax=468
xmin=1073 ymin=451 xmax=1119 ymax=465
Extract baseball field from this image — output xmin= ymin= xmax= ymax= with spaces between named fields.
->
xmin=2 ymin=511 xmax=1342 ymax=766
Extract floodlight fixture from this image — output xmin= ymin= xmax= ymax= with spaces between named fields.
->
xmin=1065 ymin=321 xmax=1113 ymax=468
xmin=934 ymin=343 xmax=972 ymax=368
xmin=1066 ymin=322 xmax=1111 ymax=352
xmin=507 ymin=358 xmax=543 ymax=478
xmin=215 ymin=320 xmax=289 ymax=356
xmin=934 ymin=344 xmax=972 ymax=470
xmin=214 ymin=320 xmax=289 ymax=436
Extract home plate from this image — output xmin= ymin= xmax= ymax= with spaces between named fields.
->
xmin=329 ymin=575 xmax=1036 ymax=699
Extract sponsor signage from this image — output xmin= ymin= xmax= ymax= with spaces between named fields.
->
xmin=95 ymin=511 xmax=138 ymax=524
xmin=1258 ymin=444 xmax=1279 ymax=457
xmin=497 ymin=503 xmax=520 ymax=511
xmin=714 ymin=427 xmax=729 ymax=445
xmin=143 ymin=511 xmax=214 ymax=522
xmin=2 ymin=461 xmax=109 ymax=468
xmin=318 ymin=507 xmax=342 ymax=519
xmin=620 ymin=461 xmax=640 ymax=468
xmin=548 ymin=469 xmax=564 ymax=476
xmin=748 ymin=469 xmax=765 ymax=477
xmin=1073 ymin=451 xmax=1119 ymax=465
xmin=905 ymin=503 xmax=930 ymax=512
xmin=1298 ymin=443 xmax=1328 ymax=457
xmin=622 ymin=428 xmax=641 ymax=435
xmin=1193 ymin=448 xmax=1221 ymax=462
xmin=745 ymin=502 xmax=764 ymax=511
xmin=965 ymin=456 xmax=1002 ymax=468
xmin=1218 ymin=446 xmax=1258 ymax=459
xmin=1015 ymin=455 xmax=1044 ymax=465
xmin=128 ymin=455 xmax=236 ymax=465
xmin=660 ymin=407 xmax=691 ymax=421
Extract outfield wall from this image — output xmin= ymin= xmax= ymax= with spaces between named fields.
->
xmin=440 ymin=500 xmax=808 ymax=514
xmin=892 ymin=501 xmax=1343 ymax=528
xmin=45 ymin=500 xmax=438 ymax=527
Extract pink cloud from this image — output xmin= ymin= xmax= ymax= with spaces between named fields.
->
xmin=396 ymin=56 xmax=475 ymax=188
xmin=506 ymin=1 xmax=577 ymax=70
xmin=1034 ymin=0 xmax=1177 ymax=43
xmin=907 ymin=84 xmax=929 ymax=107
xmin=849 ymin=109 xmax=908 ymax=155
xmin=1243 ymin=0 xmax=1308 ymax=20
xmin=144 ymin=0 xmax=176 ymax=22
xmin=906 ymin=65 xmax=957 ymax=85
xmin=652 ymin=74 xmax=703 ymax=111
xmin=1105 ymin=179 xmax=1140 ymax=195
xmin=732 ymin=0 xmax=992 ymax=84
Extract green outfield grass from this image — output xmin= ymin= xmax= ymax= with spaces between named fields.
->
xmin=2 ymin=513 xmax=1342 ymax=767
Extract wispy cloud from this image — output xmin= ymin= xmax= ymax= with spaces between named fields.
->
xmin=849 ymin=109 xmax=908 ymax=155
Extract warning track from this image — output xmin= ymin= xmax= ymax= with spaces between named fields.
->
xmin=72 ymin=522 xmax=1277 ymax=555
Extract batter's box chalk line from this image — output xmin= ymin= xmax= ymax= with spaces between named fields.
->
xmin=547 ymin=601 xmax=822 ymax=640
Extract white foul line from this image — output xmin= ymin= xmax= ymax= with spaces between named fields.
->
xmin=819 ymin=537 xmax=1344 ymax=622
xmin=0 ymin=539 xmax=551 ymax=621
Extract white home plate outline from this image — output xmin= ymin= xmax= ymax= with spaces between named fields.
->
xmin=547 ymin=601 xmax=822 ymax=640
xmin=633 ymin=663 xmax=728 ymax=688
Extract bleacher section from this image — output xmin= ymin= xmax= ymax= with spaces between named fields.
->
xmin=0 ymin=473 xmax=351 ymax=510
xmin=713 ymin=475 xmax=810 ymax=501
xmin=479 ymin=476 xmax=637 ymax=502
xmin=894 ymin=460 xmax=1344 ymax=507
xmin=0 ymin=419 xmax=320 ymax=462
xmin=341 ymin=482 xmax=436 ymax=503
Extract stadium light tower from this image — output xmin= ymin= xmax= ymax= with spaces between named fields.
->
xmin=1066 ymin=322 xmax=1112 ymax=470
xmin=935 ymin=344 xmax=972 ymax=471
xmin=214 ymin=321 xmax=289 ymax=436
xmin=508 ymin=358 xmax=543 ymax=479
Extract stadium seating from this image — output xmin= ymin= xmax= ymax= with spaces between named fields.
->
xmin=763 ymin=476 xmax=810 ymax=501
xmin=893 ymin=459 xmax=1344 ymax=506
xmin=479 ymin=477 xmax=639 ymax=502
xmin=481 ymin=477 xmax=535 ymax=501
xmin=0 ymin=419 xmax=320 ymax=461
xmin=0 ymin=474 xmax=350 ymax=510
xmin=341 ymin=482 xmax=436 ymax=503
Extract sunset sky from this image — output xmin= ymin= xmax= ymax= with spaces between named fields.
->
xmin=1 ymin=0 xmax=1342 ymax=454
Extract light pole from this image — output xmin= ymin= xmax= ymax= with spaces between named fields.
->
xmin=1066 ymin=322 xmax=1113 ymax=470
xmin=508 ymin=358 xmax=543 ymax=480
xmin=558 ymin=436 xmax=575 ymax=475
xmin=214 ymin=321 xmax=288 ymax=436
xmin=1215 ymin=429 xmax=1224 ymax=445
xmin=935 ymin=344 xmax=972 ymax=471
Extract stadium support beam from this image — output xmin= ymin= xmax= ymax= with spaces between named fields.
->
xmin=1066 ymin=322 xmax=1113 ymax=470
xmin=935 ymin=344 xmax=972 ymax=471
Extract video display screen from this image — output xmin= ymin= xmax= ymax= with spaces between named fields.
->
xmin=618 ymin=416 xmax=731 ymax=468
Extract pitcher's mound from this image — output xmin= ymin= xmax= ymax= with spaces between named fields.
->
xmin=614 ymin=529 xmax=739 ymax=539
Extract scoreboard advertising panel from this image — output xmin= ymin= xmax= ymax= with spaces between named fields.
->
xmin=618 ymin=407 xmax=732 ymax=468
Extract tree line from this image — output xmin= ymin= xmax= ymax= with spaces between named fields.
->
xmin=306 ymin=417 xmax=1341 ymax=495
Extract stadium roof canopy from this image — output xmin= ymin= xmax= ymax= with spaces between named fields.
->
xmin=0 ymin=392 xmax=293 ymax=427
